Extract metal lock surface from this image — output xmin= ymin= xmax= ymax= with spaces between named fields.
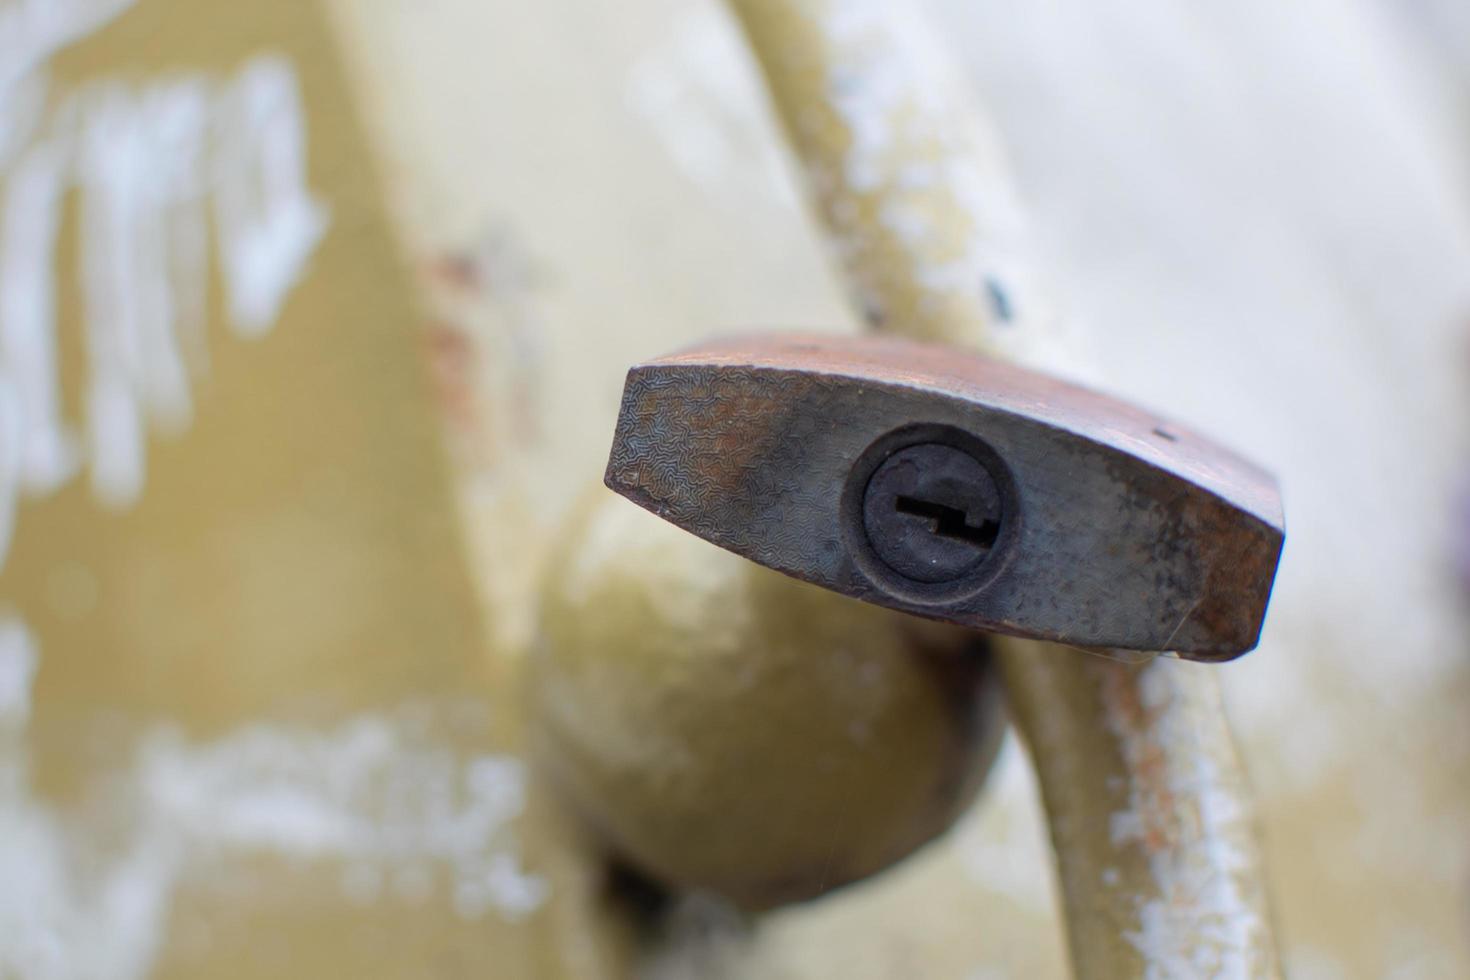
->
xmin=605 ymin=333 xmax=1284 ymax=661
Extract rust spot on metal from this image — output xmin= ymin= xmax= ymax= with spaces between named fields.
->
xmin=424 ymin=318 xmax=480 ymax=438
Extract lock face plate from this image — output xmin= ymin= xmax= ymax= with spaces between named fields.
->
xmin=604 ymin=333 xmax=1284 ymax=661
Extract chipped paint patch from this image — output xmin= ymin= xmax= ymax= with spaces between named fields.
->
xmin=0 ymin=701 xmax=546 ymax=980
xmin=781 ymin=0 xmax=1092 ymax=377
xmin=0 ymin=614 xmax=36 ymax=727
xmin=1100 ymin=661 xmax=1265 ymax=978
xmin=0 ymin=0 xmax=137 ymax=91
xmin=1 ymin=49 xmax=329 ymax=556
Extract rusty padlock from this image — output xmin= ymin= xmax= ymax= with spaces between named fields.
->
xmin=605 ymin=333 xmax=1283 ymax=660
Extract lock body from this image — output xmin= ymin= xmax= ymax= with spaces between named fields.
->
xmin=606 ymin=333 xmax=1283 ymax=660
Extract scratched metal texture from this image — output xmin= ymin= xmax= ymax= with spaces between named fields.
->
xmin=606 ymin=333 xmax=1283 ymax=659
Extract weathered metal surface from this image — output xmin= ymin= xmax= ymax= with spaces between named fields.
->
xmin=605 ymin=332 xmax=1283 ymax=660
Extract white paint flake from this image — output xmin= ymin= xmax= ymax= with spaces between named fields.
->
xmin=0 ymin=50 xmax=330 ymax=541
xmin=0 ymin=707 xmax=546 ymax=980
xmin=213 ymin=55 xmax=330 ymax=336
xmin=1 ymin=136 xmax=78 ymax=497
xmin=796 ymin=0 xmax=1094 ymax=378
xmin=0 ymin=0 xmax=137 ymax=92
xmin=139 ymin=717 xmax=540 ymax=901
xmin=0 ymin=614 xmax=36 ymax=727
xmin=1101 ymin=662 xmax=1262 ymax=978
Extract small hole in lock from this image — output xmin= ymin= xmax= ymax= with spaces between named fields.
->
xmin=894 ymin=496 xmax=1000 ymax=548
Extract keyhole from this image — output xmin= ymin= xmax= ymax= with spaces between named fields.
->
xmin=894 ymin=496 xmax=1000 ymax=548
xmin=861 ymin=440 xmax=1005 ymax=585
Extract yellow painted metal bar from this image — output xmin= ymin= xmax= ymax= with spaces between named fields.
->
xmin=726 ymin=1 xmax=1280 ymax=975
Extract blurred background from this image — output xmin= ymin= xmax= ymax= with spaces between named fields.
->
xmin=1 ymin=0 xmax=1468 ymax=976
